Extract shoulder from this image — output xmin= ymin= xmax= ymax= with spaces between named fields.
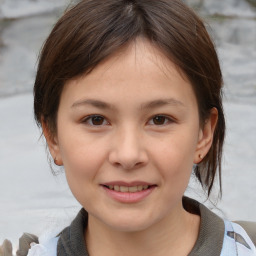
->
xmin=186 ymin=197 xmax=256 ymax=256
xmin=220 ymin=220 xmax=256 ymax=256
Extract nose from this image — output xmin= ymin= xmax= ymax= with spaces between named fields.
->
xmin=108 ymin=127 xmax=148 ymax=170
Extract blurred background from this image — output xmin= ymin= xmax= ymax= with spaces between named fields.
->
xmin=0 ymin=0 xmax=256 ymax=246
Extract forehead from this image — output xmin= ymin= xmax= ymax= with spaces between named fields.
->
xmin=61 ymin=39 xmax=197 ymax=109
xmin=84 ymin=39 xmax=188 ymax=83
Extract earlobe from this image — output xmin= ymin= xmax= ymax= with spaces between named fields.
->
xmin=41 ymin=119 xmax=63 ymax=166
xmin=194 ymin=108 xmax=218 ymax=164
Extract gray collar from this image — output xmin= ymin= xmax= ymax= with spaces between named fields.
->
xmin=184 ymin=197 xmax=225 ymax=256
xmin=57 ymin=209 xmax=89 ymax=256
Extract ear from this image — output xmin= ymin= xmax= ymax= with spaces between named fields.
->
xmin=42 ymin=119 xmax=63 ymax=166
xmin=194 ymin=108 xmax=218 ymax=164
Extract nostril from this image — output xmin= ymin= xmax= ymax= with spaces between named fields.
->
xmin=135 ymin=161 xmax=144 ymax=167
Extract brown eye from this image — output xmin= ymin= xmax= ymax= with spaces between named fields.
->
xmin=91 ymin=116 xmax=104 ymax=125
xmin=152 ymin=116 xmax=166 ymax=125
xmin=83 ymin=115 xmax=108 ymax=126
xmin=148 ymin=115 xmax=172 ymax=126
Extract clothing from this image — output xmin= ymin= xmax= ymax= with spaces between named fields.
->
xmin=222 ymin=220 xmax=256 ymax=255
xmin=23 ymin=197 xmax=256 ymax=255
xmin=235 ymin=221 xmax=256 ymax=245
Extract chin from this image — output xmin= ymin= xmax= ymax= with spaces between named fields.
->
xmin=99 ymin=212 xmax=159 ymax=233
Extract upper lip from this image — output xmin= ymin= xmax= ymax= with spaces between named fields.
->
xmin=101 ymin=181 xmax=156 ymax=187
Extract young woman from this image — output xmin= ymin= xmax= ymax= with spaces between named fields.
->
xmin=10 ymin=0 xmax=256 ymax=255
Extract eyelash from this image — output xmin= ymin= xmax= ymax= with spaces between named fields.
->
xmin=81 ymin=114 xmax=175 ymax=127
xmin=147 ymin=115 xmax=175 ymax=126
xmin=82 ymin=115 xmax=109 ymax=126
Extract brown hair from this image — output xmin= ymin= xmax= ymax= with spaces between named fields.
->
xmin=34 ymin=0 xmax=225 ymax=196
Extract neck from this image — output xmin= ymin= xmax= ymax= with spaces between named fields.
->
xmin=85 ymin=203 xmax=200 ymax=256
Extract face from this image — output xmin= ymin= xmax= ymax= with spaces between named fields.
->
xmin=46 ymin=39 xmax=216 ymax=232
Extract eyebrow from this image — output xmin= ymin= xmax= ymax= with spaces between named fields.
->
xmin=71 ymin=98 xmax=185 ymax=110
xmin=140 ymin=98 xmax=185 ymax=109
xmin=71 ymin=99 xmax=113 ymax=109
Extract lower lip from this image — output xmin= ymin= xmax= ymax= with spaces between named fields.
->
xmin=102 ymin=186 xmax=156 ymax=203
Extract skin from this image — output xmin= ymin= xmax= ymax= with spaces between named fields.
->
xmin=44 ymin=39 xmax=218 ymax=256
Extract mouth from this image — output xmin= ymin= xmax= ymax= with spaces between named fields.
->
xmin=102 ymin=184 xmax=156 ymax=193
xmin=101 ymin=182 xmax=157 ymax=203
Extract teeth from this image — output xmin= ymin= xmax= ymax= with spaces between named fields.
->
xmin=120 ymin=186 xmax=129 ymax=192
xmin=107 ymin=185 xmax=150 ymax=192
xmin=114 ymin=185 xmax=120 ymax=192
xmin=128 ymin=186 xmax=137 ymax=192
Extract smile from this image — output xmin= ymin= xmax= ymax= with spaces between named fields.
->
xmin=101 ymin=182 xmax=157 ymax=203
xmin=104 ymin=185 xmax=151 ymax=193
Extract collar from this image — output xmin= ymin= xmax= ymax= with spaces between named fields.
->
xmin=183 ymin=197 xmax=225 ymax=256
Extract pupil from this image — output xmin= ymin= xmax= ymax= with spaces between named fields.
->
xmin=92 ymin=116 xmax=104 ymax=125
xmin=153 ymin=116 xmax=165 ymax=125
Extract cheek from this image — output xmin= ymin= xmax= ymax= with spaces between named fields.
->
xmin=58 ymin=133 xmax=107 ymax=183
xmin=151 ymin=132 xmax=198 ymax=182
xmin=58 ymin=137 xmax=108 ymax=207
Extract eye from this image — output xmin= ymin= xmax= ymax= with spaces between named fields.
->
xmin=148 ymin=115 xmax=173 ymax=125
xmin=82 ymin=115 xmax=109 ymax=126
